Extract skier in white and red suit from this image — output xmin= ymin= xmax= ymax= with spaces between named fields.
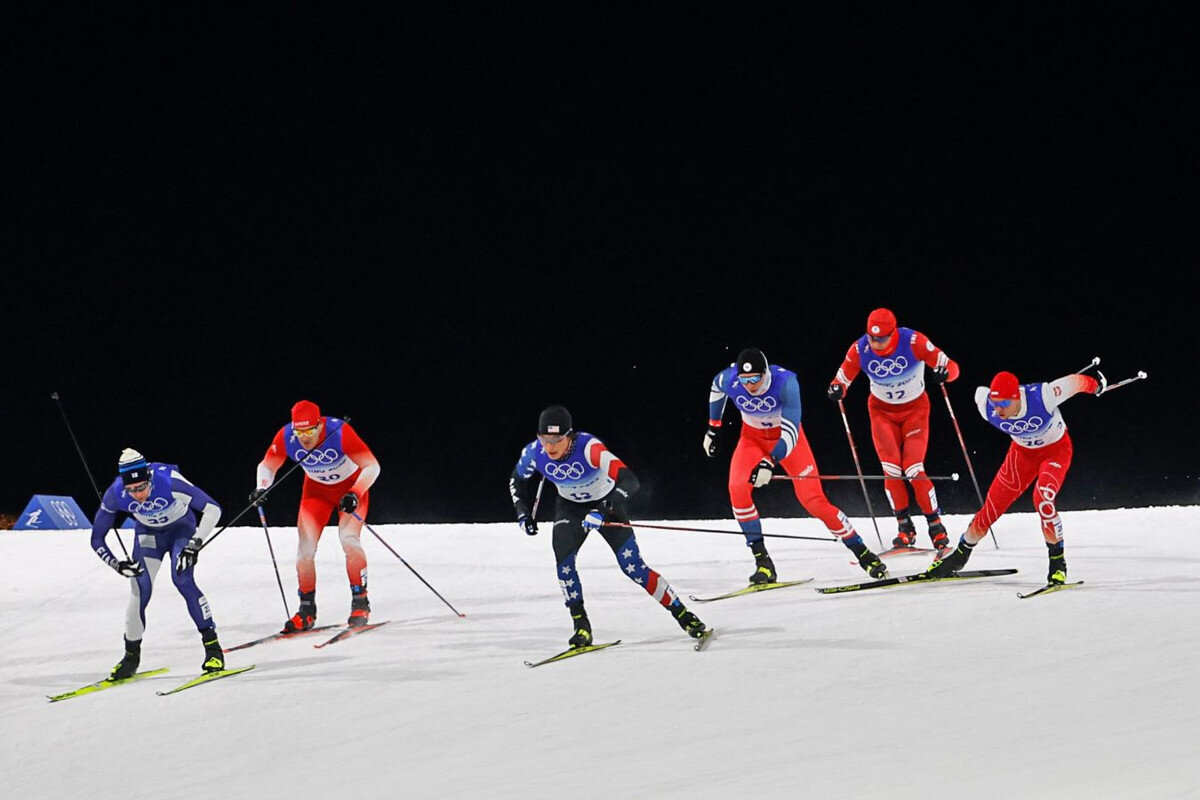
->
xmin=925 ymin=369 xmax=1104 ymax=585
xmin=826 ymin=308 xmax=960 ymax=552
xmin=250 ymin=400 xmax=381 ymax=632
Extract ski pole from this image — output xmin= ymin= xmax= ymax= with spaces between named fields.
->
xmin=1099 ymin=370 xmax=1147 ymax=395
xmin=201 ymin=417 xmax=349 ymax=551
xmin=1078 ymin=356 xmax=1101 ymax=374
xmin=256 ymin=506 xmax=291 ymax=616
xmin=771 ymin=473 xmax=960 ymax=482
xmin=353 ymin=513 xmax=465 ymax=618
xmin=836 ymin=399 xmax=885 ymax=549
xmin=606 ymin=520 xmax=837 ymax=542
xmin=939 ymin=384 xmax=999 ymax=549
xmin=50 ymin=391 xmax=130 ymax=558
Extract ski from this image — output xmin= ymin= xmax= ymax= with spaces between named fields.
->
xmin=1017 ymin=580 xmax=1085 ymax=599
xmin=850 ymin=546 xmax=936 ymax=565
xmin=688 ymin=578 xmax=814 ymax=603
xmin=224 ymin=625 xmax=340 ymax=652
xmin=155 ymin=665 xmax=255 ymax=696
xmin=313 ymin=620 xmax=391 ymax=648
xmin=48 ymin=668 xmax=169 ymax=703
xmin=692 ymin=628 xmax=716 ymax=652
xmin=815 ymin=568 xmax=1019 ymax=594
xmin=524 ymin=640 xmax=622 ymax=668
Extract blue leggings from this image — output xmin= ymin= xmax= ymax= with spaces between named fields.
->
xmin=126 ymin=518 xmax=214 ymax=640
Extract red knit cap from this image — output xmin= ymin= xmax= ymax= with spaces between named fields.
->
xmin=291 ymin=400 xmax=321 ymax=428
xmin=866 ymin=308 xmax=896 ymax=338
xmin=988 ymin=372 xmax=1020 ymax=401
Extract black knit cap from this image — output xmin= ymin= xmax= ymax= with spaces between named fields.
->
xmin=537 ymin=405 xmax=573 ymax=436
xmin=735 ymin=348 xmax=768 ymax=375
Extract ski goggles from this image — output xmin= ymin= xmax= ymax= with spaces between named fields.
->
xmin=867 ymin=334 xmax=891 ymax=345
xmin=538 ymin=432 xmax=570 ymax=445
xmin=294 ymin=424 xmax=321 ymax=437
xmin=991 ymin=398 xmax=1016 ymax=408
xmin=738 ymin=374 xmax=763 ymax=385
xmin=125 ymin=480 xmax=151 ymax=494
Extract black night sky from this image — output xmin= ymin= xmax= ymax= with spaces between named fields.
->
xmin=8 ymin=9 xmax=1197 ymax=529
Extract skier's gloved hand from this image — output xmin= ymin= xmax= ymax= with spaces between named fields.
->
xmin=599 ymin=492 xmax=624 ymax=515
xmin=583 ymin=510 xmax=605 ymax=532
xmin=1091 ymin=371 xmax=1107 ymax=396
xmin=115 ymin=559 xmax=144 ymax=578
xmin=518 ymin=515 xmax=538 ymax=536
xmin=248 ymin=488 xmax=268 ymax=507
xmin=826 ymin=382 xmax=845 ymax=402
xmin=749 ymin=458 xmax=775 ymax=488
xmin=930 ymin=365 xmax=949 ymax=384
xmin=702 ymin=424 xmax=720 ymax=457
xmin=176 ymin=538 xmax=202 ymax=573
xmin=339 ymin=492 xmax=359 ymax=513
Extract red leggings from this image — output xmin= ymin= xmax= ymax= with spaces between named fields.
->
xmin=296 ymin=479 xmax=369 ymax=593
xmin=868 ymin=393 xmax=938 ymax=516
xmin=728 ymin=426 xmax=853 ymax=537
xmin=967 ymin=435 xmax=1073 ymax=545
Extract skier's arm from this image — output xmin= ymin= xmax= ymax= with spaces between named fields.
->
xmin=1043 ymin=374 xmax=1101 ymax=411
xmin=912 ymin=331 xmax=960 ymax=383
xmin=341 ymin=424 xmax=381 ymax=497
xmin=509 ymin=444 xmax=539 ymax=520
xmin=769 ymin=374 xmax=801 ymax=462
xmin=89 ymin=486 xmax=122 ymax=570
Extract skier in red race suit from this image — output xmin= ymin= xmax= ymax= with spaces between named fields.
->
xmin=251 ymin=400 xmax=381 ymax=631
xmin=925 ymin=369 xmax=1104 ymax=584
xmin=827 ymin=308 xmax=960 ymax=553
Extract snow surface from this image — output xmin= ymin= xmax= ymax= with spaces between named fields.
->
xmin=3 ymin=507 xmax=1198 ymax=799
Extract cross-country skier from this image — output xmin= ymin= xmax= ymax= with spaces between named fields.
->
xmin=925 ymin=370 xmax=1104 ymax=583
xmin=826 ymin=307 xmax=960 ymax=553
xmin=90 ymin=448 xmax=226 ymax=680
xmin=704 ymin=347 xmax=887 ymax=583
xmin=510 ymin=405 xmax=708 ymax=648
xmin=250 ymin=400 xmax=381 ymax=631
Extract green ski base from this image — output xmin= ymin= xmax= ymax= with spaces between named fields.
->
xmin=48 ymin=668 xmax=170 ymax=703
xmin=1018 ymin=580 xmax=1085 ymax=599
xmin=156 ymin=665 xmax=256 ymax=696
xmin=816 ymin=568 xmax=1019 ymax=594
xmin=524 ymin=640 xmax=621 ymax=668
xmin=688 ymin=578 xmax=814 ymax=603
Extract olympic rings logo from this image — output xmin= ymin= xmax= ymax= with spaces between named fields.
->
xmin=735 ymin=395 xmax=778 ymax=412
xmin=544 ymin=461 xmax=586 ymax=481
xmin=999 ymin=416 xmax=1046 ymax=434
xmin=127 ymin=497 xmax=169 ymax=513
xmin=868 ymin=357 xmax=909 ymax=377
xmin=298 ymin=448 xmax=341 ymax=465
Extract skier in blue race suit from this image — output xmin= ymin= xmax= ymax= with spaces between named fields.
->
xmin=89 ymin=448 xmax=228 ymax=680
xmin=509 ymin=405 xmax=708 ymax=649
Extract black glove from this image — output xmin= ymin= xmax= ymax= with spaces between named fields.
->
xmin=518 ymin=515 xmax=538 ymax=536
xmin=339 ymin=492 xmax=359 ymax=513
xmin=749 ymin=458 xmax=775 ymax=488
xmin=115 ymin=559 xmax=144 ymax=578
xmin=930 ymin=365 xmax=949 ymax=384
xmin=249 ymin=488 xmax=268 ymax=507
xmin=702 ymin=424 xmax=720 ymax=457
xmin=826 ymin=383 xmax=845 ymax=402
xmin=599 ymin=493 xmax=624 ymax=515
xmin=176 ymin=538 xmax=202 ymax=573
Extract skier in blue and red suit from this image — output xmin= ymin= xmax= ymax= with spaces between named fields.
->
xmin=704 ymin=347 xmax=888 ymax=585
xmin=510 ymin=404 xmax=708 ymax=649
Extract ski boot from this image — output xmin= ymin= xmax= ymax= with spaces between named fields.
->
xmin=748 ymin=539 xmax=777 ymax=585
xmin=348 ymin=585 xmax=370 ymax=627
xmin=928 ymin=519 xmax=951 ymax=554
xmin=201 ymin=629 xmax=225 ymax=673
xmin=854 ymin=545 xmax=888 ymax=579
xmin=109 ymin=638 xmax=142 ymax=681
xmin=1047 ymin=543 xmax=1067 ymax=585
xmin=672 ymin=603 xmax=707 ymax=640
xmin=282 ymin=590 xmax=317 ymax=633
xmin=892 ymin=516 xmax=916 ymax=549
xmin=567 ymin=604 xmax=592 ymax=648
xmin=926 ymin=539 xmax=974 ymax=578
